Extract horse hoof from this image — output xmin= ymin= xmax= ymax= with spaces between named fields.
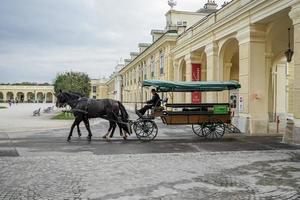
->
xmin=67 ymin=137 xmax=71 ymax=142
xmin=78 ymin=133 xmax=81 ymax=137
xmin=87 ymin=136 xmax=91 ymax=141
xmin=123 ymin=137 xmax=127 ymax=140
xmin=102 ymin=135 xmax=107 ymax=139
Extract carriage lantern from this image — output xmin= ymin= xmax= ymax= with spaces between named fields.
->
xmin=285 ymin=28 xmax=294 ymax=63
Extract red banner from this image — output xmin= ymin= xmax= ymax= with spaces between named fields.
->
xmin=192 ymin=64 xmax=201 ymax=104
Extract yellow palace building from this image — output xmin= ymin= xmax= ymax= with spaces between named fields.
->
xmin=95 ymin=0 xmax=300 ymax=143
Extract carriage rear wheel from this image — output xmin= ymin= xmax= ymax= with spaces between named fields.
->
xmin=133 ymin=119 xmax=158 ymax=142
xmin=202 ymin=122 xmax=225 ymax=140
xmin=192 ymin=124 xmax=206 ymax=137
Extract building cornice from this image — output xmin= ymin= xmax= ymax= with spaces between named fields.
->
xmin=119 ymin=31 xmax=178 ymax=74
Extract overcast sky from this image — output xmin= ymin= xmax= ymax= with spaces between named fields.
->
xmin=0 ymin=0 xmax=225 ymax=83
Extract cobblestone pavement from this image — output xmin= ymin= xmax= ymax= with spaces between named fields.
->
xmin=1 ymin=106 xmax=300 ymax=199
xmin=0 ymin=151 xmax=300 ymax=199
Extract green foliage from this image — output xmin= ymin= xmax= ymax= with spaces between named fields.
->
xmin=54 ymin=71 xmax=91 ymax=97
xmin=52 ymin=112 xmax=75 ymax=120
xmin=0 ymin=106 xmax=7 ymax=109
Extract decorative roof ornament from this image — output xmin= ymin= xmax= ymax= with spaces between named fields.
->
xmin=204 ymin=0 xmax=218 ymax=10
xmin=168 ymin=0 xmax=177 ymax=10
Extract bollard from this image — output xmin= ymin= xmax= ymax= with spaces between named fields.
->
xmin=283 ymin=117 xmax=294 ymax=144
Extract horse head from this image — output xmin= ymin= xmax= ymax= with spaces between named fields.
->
xmin=56 ymin=91 xmax=68 ymax=108
xmin=56 ymin=91 xmax=84 ymax=108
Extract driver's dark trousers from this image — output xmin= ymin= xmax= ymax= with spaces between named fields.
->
xmin=138 ymin=104 xmax=153 ymax=115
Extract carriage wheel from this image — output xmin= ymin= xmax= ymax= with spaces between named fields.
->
xmin=202 ymin=122 xmax=225 ymax=140
xmin=133 ymin=120 xmax=158 ymax=142
xmin=192 ymin=124 xmax=205 ymax=137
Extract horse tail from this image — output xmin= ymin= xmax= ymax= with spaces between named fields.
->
xmin=118 ymin=101 xmax=129 ymax=121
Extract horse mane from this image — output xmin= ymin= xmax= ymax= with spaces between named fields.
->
xmin=63 ymin=91 xmax=83 ymax=99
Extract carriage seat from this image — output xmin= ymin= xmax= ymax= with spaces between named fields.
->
xmin=153 ymin=106 xmax=164 ymax=111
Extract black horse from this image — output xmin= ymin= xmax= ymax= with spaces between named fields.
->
xmin=56 ymin=91 xmax=131 ymax=141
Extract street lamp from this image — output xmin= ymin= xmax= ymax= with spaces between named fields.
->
xmin=285 ymin=28 xmax=294 ymax=63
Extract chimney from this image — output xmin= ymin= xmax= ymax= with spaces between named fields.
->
xmin=138 ymin=43 xmax=151 ymax=53
xmin=151 ymin=29 xmax=164 ymax=42
xmin=130 ymin=52 xmax=139 ymax=60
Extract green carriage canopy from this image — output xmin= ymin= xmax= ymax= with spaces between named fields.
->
xmin=142 ymin=80 xmax=241 ymax=92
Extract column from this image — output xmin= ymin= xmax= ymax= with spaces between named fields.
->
xmin=42 ymin=93 xmax=45 ymax=103
xmin=23 ymin=92 xmax=27 ymax=103
xmin=116 ymin=74 xmax=122 ymax=102
xmin=223 ymin=62 xmax=233 ymax=102
xmin=167 ymin=55 xmax=174 ymax=81
xmin=172 ymin=60 xmax=179 ymax=104
xmin=265 ymin=52 xmax=274 ymax=121
xmin=205 ymin=42 xmax=218 ymax=102
xmin=33 ymin=91 xmax=37 ymax=103
xmin=237 ymin=24 xmax=268 ymax=134
xmin=52 ymin=94 xmax=56 ymax=104
xmin=224 ymin=63 xmax=232 ymax=81
xmin=289 ymin=1 xmax=300 ymax=118
xmin=184 ymin=54 xmax=192 ymax=103
xmin=3 ymin=92 xmax=6 ymax=102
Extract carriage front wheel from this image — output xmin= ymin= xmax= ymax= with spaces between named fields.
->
xmin=133 ymin=120 xmax=158 ymax=142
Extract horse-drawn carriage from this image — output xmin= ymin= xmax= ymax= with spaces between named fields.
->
xmin=132 ymin=80 xmax=241 ymax=142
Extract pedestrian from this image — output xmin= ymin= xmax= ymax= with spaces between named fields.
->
xmin=8 ymin=99 xmax=12 ymax=107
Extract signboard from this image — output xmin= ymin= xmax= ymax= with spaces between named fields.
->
xmin=192 ymin=64 xmax=201 ymax=104
xmin=239 ymin=96 xmax=244 ymax=112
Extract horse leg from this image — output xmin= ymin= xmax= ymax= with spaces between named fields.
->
xmin=77 ymin=122 xmax=82 ymax=137
xmin=68 ymin=117 xmax=81 ymax=141
xmin=118 ymin=123 xmax=127 ymax=140
xmin=109 ymin=122 xmax=117 ymax=138
xmin=103 ymin=121 xmax=113 ymax=139
xmin=83 ymin=117 xmax=92 ymax=141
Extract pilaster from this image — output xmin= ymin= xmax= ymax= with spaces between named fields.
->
xmin=184 ymin=54 xmax=192 ymax=103
xmin=289 ymin=2 xmax=300 ymax=119
xmin=205 ymin=42 xmax=218 ymax=102
xmin=237 ymin=24 xmax=269 ymax=134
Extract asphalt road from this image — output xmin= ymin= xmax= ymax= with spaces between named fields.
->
xmin=0 ymin=121 xmax=299 ymax=157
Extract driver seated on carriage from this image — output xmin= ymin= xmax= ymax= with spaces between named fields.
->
xmin=137 ymin=89 xmax=161 ymax=116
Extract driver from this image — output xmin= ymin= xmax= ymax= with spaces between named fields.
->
xmin=138 ymin=89 xmax=161 ymax=116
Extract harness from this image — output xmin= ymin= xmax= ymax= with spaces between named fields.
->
xmin=71 ymin=98 xmax=92 ymax=115
xmin=70 ymin=99 xmax=130 ymax=126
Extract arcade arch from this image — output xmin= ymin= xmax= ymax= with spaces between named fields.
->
xmin=219 ymin=38 xmax=239 ymax=81
xmin=219 ymin=38 xmax=239 ymax=102
xmin=37 ymin=92 xmax=44 ymax=103
xmin=6 ymin=92 xmax=14 ymax=101
xmin=27 ymin=92 xmax=35 ymax=103
xmin=46 ymin=92 xmax=53 ymax=103
xmin=17 ymin=92 xmax=25 ymax=102
xmin=0 ymin=92 xmax=3 ymax=102
xmin=265 ymin=13 xmax=294 ymax=121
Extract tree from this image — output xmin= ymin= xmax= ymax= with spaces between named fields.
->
xmin=54 ymin=72 xmax=91 ymax=97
